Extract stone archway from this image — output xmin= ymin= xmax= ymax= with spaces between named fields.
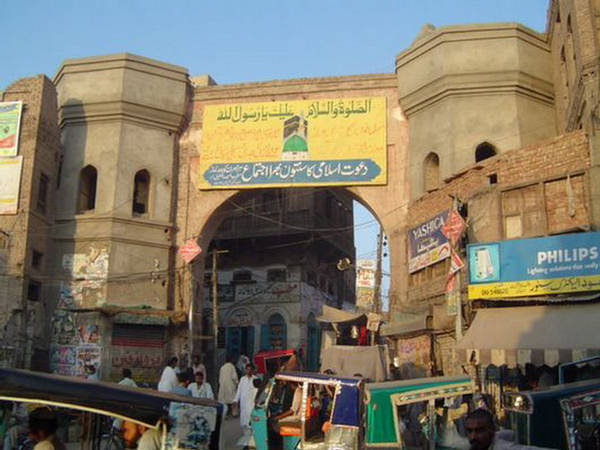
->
xmin=174 ymin=76 xmax=411 ymax=357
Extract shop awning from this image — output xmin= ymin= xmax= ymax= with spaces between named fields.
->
xmin=457 ymin=303 xmax=600 ymax=367
xmin=317 ymin=305 xmax=365 ymax=324
xmin=380 ymin=313 xmax=429 ymax=337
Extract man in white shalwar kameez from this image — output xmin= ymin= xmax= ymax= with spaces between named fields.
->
xmin=157 ymin=357 xmax=179 ymax=392
xmin=234 ymin=364 xmax=258 ymax=430
xmin=218 ymin=355 xmax=239 ymax=415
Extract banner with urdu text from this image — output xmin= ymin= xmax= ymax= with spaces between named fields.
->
xmin=198 ymin=97 xmax=387 ymax=189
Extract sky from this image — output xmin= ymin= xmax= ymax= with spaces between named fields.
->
xmin=4 ymin=0 xmax=549 ymax=308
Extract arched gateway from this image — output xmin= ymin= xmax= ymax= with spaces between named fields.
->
xmin=177 ymin=74 xmax=410 ymax=356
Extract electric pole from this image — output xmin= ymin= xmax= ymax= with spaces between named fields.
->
xmin=373 ymin=228 xmax=384 ymax=314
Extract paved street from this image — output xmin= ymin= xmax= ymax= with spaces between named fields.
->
xmin=221 ymin=415 xmax=245 ymax=449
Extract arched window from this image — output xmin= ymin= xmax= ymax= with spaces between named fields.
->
xmin=77 ymin=165 xmax=97 ymax=213
xmin=132 ymin=169 xmax=150 ymax=216
xmin=261 ymin=313 xmax=287 ymax=350
xmin=475 ymin=142 xmax=497 ymax=163
xmin=423 ymin=152 xmax=440 ymax=192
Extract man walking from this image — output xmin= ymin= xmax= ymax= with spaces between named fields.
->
xmin=234 ymin=364 xmax=258 ymax=431
xmin=218 ymin=354 xmax=239 ymax=416
xmin=157 ymin=357 xmax=178 ymax=392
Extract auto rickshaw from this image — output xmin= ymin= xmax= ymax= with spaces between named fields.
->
xmin=253 ymin=349 xmax=296 ymax=379
xmin=365 ymin=375 xmax=474 ymax=450
xmin=251 ymin=371 xmax=474 ymax=450
xmin=0 ymin=368 xmax=224 ymax=450
xmin=504 ymin=377 xmax=600 ymax=449
xmin=560 ymin=384 xmax=600 ymax=450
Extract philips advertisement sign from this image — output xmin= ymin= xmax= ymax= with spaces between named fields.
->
xmin=468 ymin=232 xmax=600 ymax=299
xmin=408 ymin=210 xmax=450 ymax=273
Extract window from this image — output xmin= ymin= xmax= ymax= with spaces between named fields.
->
xmin=423 ymin=152 xmax=440 ymax=191
xmin=32 ymin=250 xmax=43 ymax=269
xmin=233 ymin=270 xmax=253 ymax=283
xmin=36 ymin=173 xmax=49 ymax=214
xmin=132 ymin=170 xmax=150 ymax=216
xmin=475 ymin=142 xmax=497 ymax=163
xmin=77 ymin=165 xmax=97 ymax=213
xmin=27 ymin=280 xmax=41 ymax=301
xmin=501 ymin=184 xmax=545 ymax=239
xmin=267 ymin=269 xmax=287 ymax=282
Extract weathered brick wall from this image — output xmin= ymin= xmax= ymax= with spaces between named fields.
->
xmin=0 ymin=75 xmax=60 ymax=368
xmin=406 ymin=130 xmax=590 ymax=308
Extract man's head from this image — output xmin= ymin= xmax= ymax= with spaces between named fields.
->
xmin=194 ymin=371 xmax=204 ymax=385
xmin=244 ymin=363 xmax=254 ymax=377
xmin=120 ymin=421 xmax=147 ymax=448
xmin=168 ymin=356 xmax=178 ymax=368
xmin=177 ymin=372 xmax=190 ymax=387
xmin=193 ymin=354 xmax=200 ymax=365
xmin=465 ymin=408 xmax=495 ymax=450
xmin=122 ymin=368 xmax=132 ymax=379
xmin=28 ymin=407 xmax=58 ymax=442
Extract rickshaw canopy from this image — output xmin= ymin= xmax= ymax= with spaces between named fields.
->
xmin=364 ymin=375 xmax=474 ymax=446
xmin=0 ymin=368 xmax=222 ymax=428
xmin=275 ymin=371 xmax=362 ymax=427
xmin=253 ymin=349 xmax=295 ymax=375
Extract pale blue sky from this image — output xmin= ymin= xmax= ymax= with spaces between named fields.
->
xmin=4 ymin=0 xmax=549 ymax=308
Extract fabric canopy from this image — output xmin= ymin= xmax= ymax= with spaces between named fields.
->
xmin=457 ymin=303 xmax=600 ymax=367
xmin=320 ymin=345 xmax=389 ymax=381
xmin=380 ymin=313 xmax=428 ymax=337
xmin=316 ymin=305 xmax=365 ymax=324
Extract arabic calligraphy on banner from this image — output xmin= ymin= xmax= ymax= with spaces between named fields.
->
xmin=199 ymin=97 xmax=387 ymax=189
xmin=468 ymin=232 xmax=600 ymax=299
xmin=408 ymin=211 xmax=450 ymax=273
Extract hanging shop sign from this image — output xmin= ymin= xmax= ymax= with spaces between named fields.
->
xmin=0 ymin=101 xmax=23 ymax=157
xmin=198 ymin=97 xmax=387 ymax=189
xmin=408 ymin=210 xmax=450 ymax=273
xmin=468 ymin=232 xmax=600 ymax=299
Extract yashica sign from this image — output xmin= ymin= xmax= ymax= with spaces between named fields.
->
xmin=198 ymin=97 xmax=387 ymax=189
xmin=468 ymin=232 xmax=600 ymax=299
xmin=408 ymin=211 xmax=450 ymax=273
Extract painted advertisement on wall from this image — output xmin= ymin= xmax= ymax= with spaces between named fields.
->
xmin=468 ymin=232 xmax=600 ymax=299
xmin=0 ymin=156 xmax=23 ymax=215
xmin=198 ymin=97 xmax=387 ymax=189
xmin=0 ymin=101 xmax=23 ymax=157
xmin=408 ymin=210 xmax=450 ymax=273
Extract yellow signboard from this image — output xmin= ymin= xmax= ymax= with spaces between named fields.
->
xmin=198 ymin=97 xmax=387 ymax=189
xmin=468 ymin=274 xmax=600 ymax=299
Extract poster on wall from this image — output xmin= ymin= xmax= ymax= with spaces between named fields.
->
xmin=198 ymin=97 xmax=387 ymax=189
xmin=356 ymin=259 xmax=375 ymax=309
xmin=0 ymin=156 xmax=23 ymax=215
xmin=468 ymin=232 xmax=600 ymax=299
xmin=75 ymin=345 xmax=102 ymax=376
xmin=0 ymin=101 xmax=23 ymax=157
xmin=408 ymin=210 xmax=450 ymax=273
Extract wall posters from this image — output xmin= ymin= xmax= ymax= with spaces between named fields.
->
xmin=0 ymin=101 xmax=23 ymax=157
xmin=468 ymin=232 xmax=600 ymax=299
xmin=356 ymin=259 xmax=375 ymax=309
xmin=0 ymin=156 xmax=23 ymax=215
xmin=198 ymin=97 xmax=387 ymax=189
xmin=408 ymin=210 xmax=450 ymax=273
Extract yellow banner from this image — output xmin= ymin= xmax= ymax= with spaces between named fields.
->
xmin=198 ymin=97 xmax=387 ymax=189
xmin=468 ymin=274 xmax=600 ymax=299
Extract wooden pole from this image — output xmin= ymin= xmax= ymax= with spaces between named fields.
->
xmin=211 ymin=249 xmax=228 ymax=381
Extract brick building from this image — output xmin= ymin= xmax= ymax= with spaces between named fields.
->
xmin=1 ymin=0 xmax=599 ymax=381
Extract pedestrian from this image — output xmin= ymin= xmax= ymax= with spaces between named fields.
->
xmin=157 ymin=357 xmax=178 ymax=392
xmin=170 ymin=373 xmax=192 ymax=397
xmin=218 ymin=355 xmax=239 ymax=416
xmin=189 ymin=372 xmax=214 ymax=400
xmin=28 ymin=407 xmax=65 ymax=450
xmin=233 ymin=364 xmax=258 ymax=430
xmin=465 ymin=408 xmax=555 ymax=450
xmin=118 ymin=369 xmax=137 ymax=388
xmin=191 ymin=354 xmax=207 ymax=381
